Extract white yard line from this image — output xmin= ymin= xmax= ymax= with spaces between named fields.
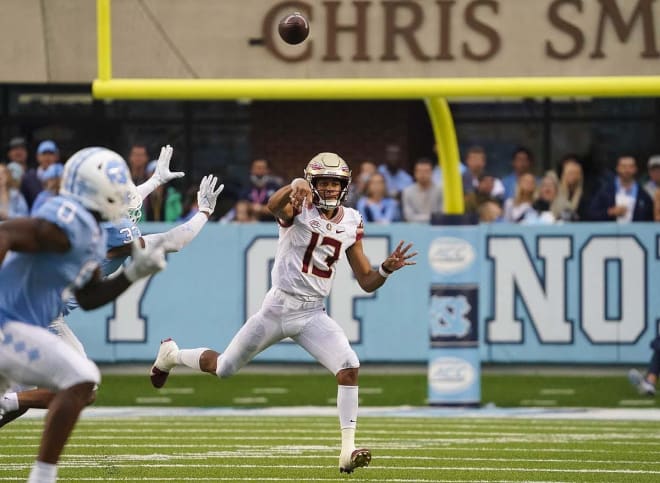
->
xmin=17 ymin=405 xmax=660 ymax=422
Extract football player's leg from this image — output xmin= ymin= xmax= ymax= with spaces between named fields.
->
xmin=648 ymin=336 xmax=660 ymax=387
xmin=213 ymin=308 xmax=284 ymax=378
xmin=0 ymin=321 xmax=99 ymax=481
xmin=153 ymin=293 xmax=285 ymax=386
xmin=50 ymin=315 xmax=88 ymax=358
xmin=172 ymin=312 xmax=282 ymax=378
xmin=629 ymin=336 xmax=660 ymax=396
xmin=293 ymin=313 xmax=370 ymax=473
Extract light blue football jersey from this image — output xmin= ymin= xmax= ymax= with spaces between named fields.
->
xmin=101 ymin=218 xmax=141 ymax=276
xmin=0 ymin=196 xmax=106 ymax=329
xmin=63 ymin=218 xmax=141 ymax=315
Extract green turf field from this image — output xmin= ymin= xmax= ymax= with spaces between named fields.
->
xmin=93 ymin=372 xmax=660 ymax=408
xmin=4 ymin=415 xmax=660 ymax=482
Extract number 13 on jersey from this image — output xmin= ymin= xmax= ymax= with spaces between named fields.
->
xmin=301 ymin=233 xmax=342 ymax=278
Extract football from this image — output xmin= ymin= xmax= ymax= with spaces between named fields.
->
xmin=278 ymin=12 xmax=309 ymax=45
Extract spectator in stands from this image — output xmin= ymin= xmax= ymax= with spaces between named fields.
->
xmin=378 ymin=144 xmax=413 ymax=199
xmin=502 ymin=147 xmax=535 ymax=200
xmin=178 ymin=185 xmax=200 ymax=223
xmin=654 ymin=188 xmax=660 ymax=222
xmin=344 ymin=160 xmax=376 ymax=208
xmin=233 ymin=200 xmax=258 ymax=223
xmin=462 ymin=146 xmax=504 ymax=200
xmin=401 ymin=158 xmax=442 ymax=222
xmin=35 ymin=140 xmax=59 ymax=180
xmin=6 ymin=137 xmax=28 ymax=171
xmin=356 ymin=172 xmax=400 ymax=223
xmin=128 ymin=143 xmax=151 ymax=185
xmin=20 ymin=139 xmax=60 ymax=208
xmin=431 ymin=142 xmax=466 ymax=187
xmin=589 ymin=155 xmax=653 ymax=222
xmin=240 ymin=158 xmax=281 ymax=221
xmin=531 ymin=171 xmax=559 ymax=223
xmin=503 ymin=173 xmax=536 ymax=223
xmin=478 ymin=199 xmax=503 ymax=223
xmin=6 ymin=138 xmax=36 ymax=206
xmin=0 ymin=164 xmax=28 ymax=220
xmin=644 ymin=155 xmax=660 ymax=198
xmin=6 ymin=162 xmax=24 ymax=189
xmin=551 ymin=155 xmax=587 ymax=221
xmin=464 ymin=173 xmax=504 ymax=216
xmin=30 ymin=163 xmax=63 ymax=215
xmin=140 ymin=160 xmax=183 ymax=222
xmin=220 ymin=199 xmax=260 ymax=223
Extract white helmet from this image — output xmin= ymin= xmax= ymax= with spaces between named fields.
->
xmin=304 ymin=152 xmax=352 ymax=210
xmin=60 ymin=147 xmax=135 ymax=222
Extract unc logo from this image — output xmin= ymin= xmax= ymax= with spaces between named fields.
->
xmin=430 ymin=295 xmax=471 ymax=338
xmin=105 ymin=160 xmax=129 ymax=185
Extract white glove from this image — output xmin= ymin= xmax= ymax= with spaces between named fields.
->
xmin=152 ymin=145 xmax=185 ymax=185
xmin=124 ymin=239 xmax=167 ymax=283
xmin=197 ymin=175 xmax=225 ymax=215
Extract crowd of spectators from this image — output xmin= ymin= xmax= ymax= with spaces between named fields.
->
xmin=2 ymin=137 xmax=659 ymax=225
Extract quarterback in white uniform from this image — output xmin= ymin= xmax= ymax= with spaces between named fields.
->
xmin=150 ymin=152 xmax=417 ymax=473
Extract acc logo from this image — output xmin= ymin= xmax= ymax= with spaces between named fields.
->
xmin=428 ymin=237 xmax=475 ymax=274
xmin=310 ymin=220 xmax=322 ymax=229
xmin=428 ymin=357 xmax=475 ymax=393
xmin=430 ymin=295 xmax=471 ymax=338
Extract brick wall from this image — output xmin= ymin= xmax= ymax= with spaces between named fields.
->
xmin=250 ymin=100 xmax=433 ymax=181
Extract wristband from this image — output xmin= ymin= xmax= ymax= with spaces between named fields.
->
xmin=378 ymin=263 xmax=392 ymax=278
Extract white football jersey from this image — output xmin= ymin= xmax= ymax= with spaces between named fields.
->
xmin=272 ymin=204 xmax=364 ymax=298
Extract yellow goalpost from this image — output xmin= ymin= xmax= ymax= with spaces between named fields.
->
xmin=93 ymin=0 xmax=660 ymax=215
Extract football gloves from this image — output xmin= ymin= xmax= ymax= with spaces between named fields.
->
xmin=124 ymin=239 xmax=167 ymax=283
xmin=152 ymin=145 xmax=184 ymax=185
xmin=197 ymin=175 xmax=224 ymax=215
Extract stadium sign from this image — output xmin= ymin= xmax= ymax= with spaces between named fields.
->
xmin=66 ymin=222 xmax=660 ymax=365
xmin=255 ymin=0 xmax=660 ymax=77
xmin=5 ymin=0 xmax=660 ymax=82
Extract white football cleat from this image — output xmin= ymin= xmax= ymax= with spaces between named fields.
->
xmin=628 ymin=369 xmax=656 ymax=396
xmin=150 ymin=338 xmax=179 ymax=388
xmin=339 ymin=448 xmax=371 ymax=474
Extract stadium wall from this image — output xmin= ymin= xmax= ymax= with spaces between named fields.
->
xmin=2 ymin=0 xmax=660 ymax=82
xmin=65 ymin=222 xmax=660 ymax=364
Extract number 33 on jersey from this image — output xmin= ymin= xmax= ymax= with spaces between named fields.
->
xmin=273 ymin=204 xmax=364 ymax=298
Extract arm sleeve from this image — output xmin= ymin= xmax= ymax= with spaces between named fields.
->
xmin=136 ymin=177 xmax=161 ymax=201
xmin=142 ymin=211 xmax=208 ymax=253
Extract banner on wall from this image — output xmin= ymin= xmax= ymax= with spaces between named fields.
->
xmin=428 ymin=228 xmax=481 ymax=406
xmin=65 ymin=222 xmax=659 ymax=365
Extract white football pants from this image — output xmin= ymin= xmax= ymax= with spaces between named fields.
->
xmin=0 ymin=321 xmax=100 ymax=392
xmin=216 ymin=288 xmax=360 ymax=378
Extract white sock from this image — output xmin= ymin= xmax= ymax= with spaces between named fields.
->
xmin=1 ymin=392 xmax=19 ymax=412
xmin=176 ymin=348 xmax=209 ymax=371
xmin=337 ymin=385 xmax=358 ymax=451
xmin=28 ymin=460 xmax=57 ymax=483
